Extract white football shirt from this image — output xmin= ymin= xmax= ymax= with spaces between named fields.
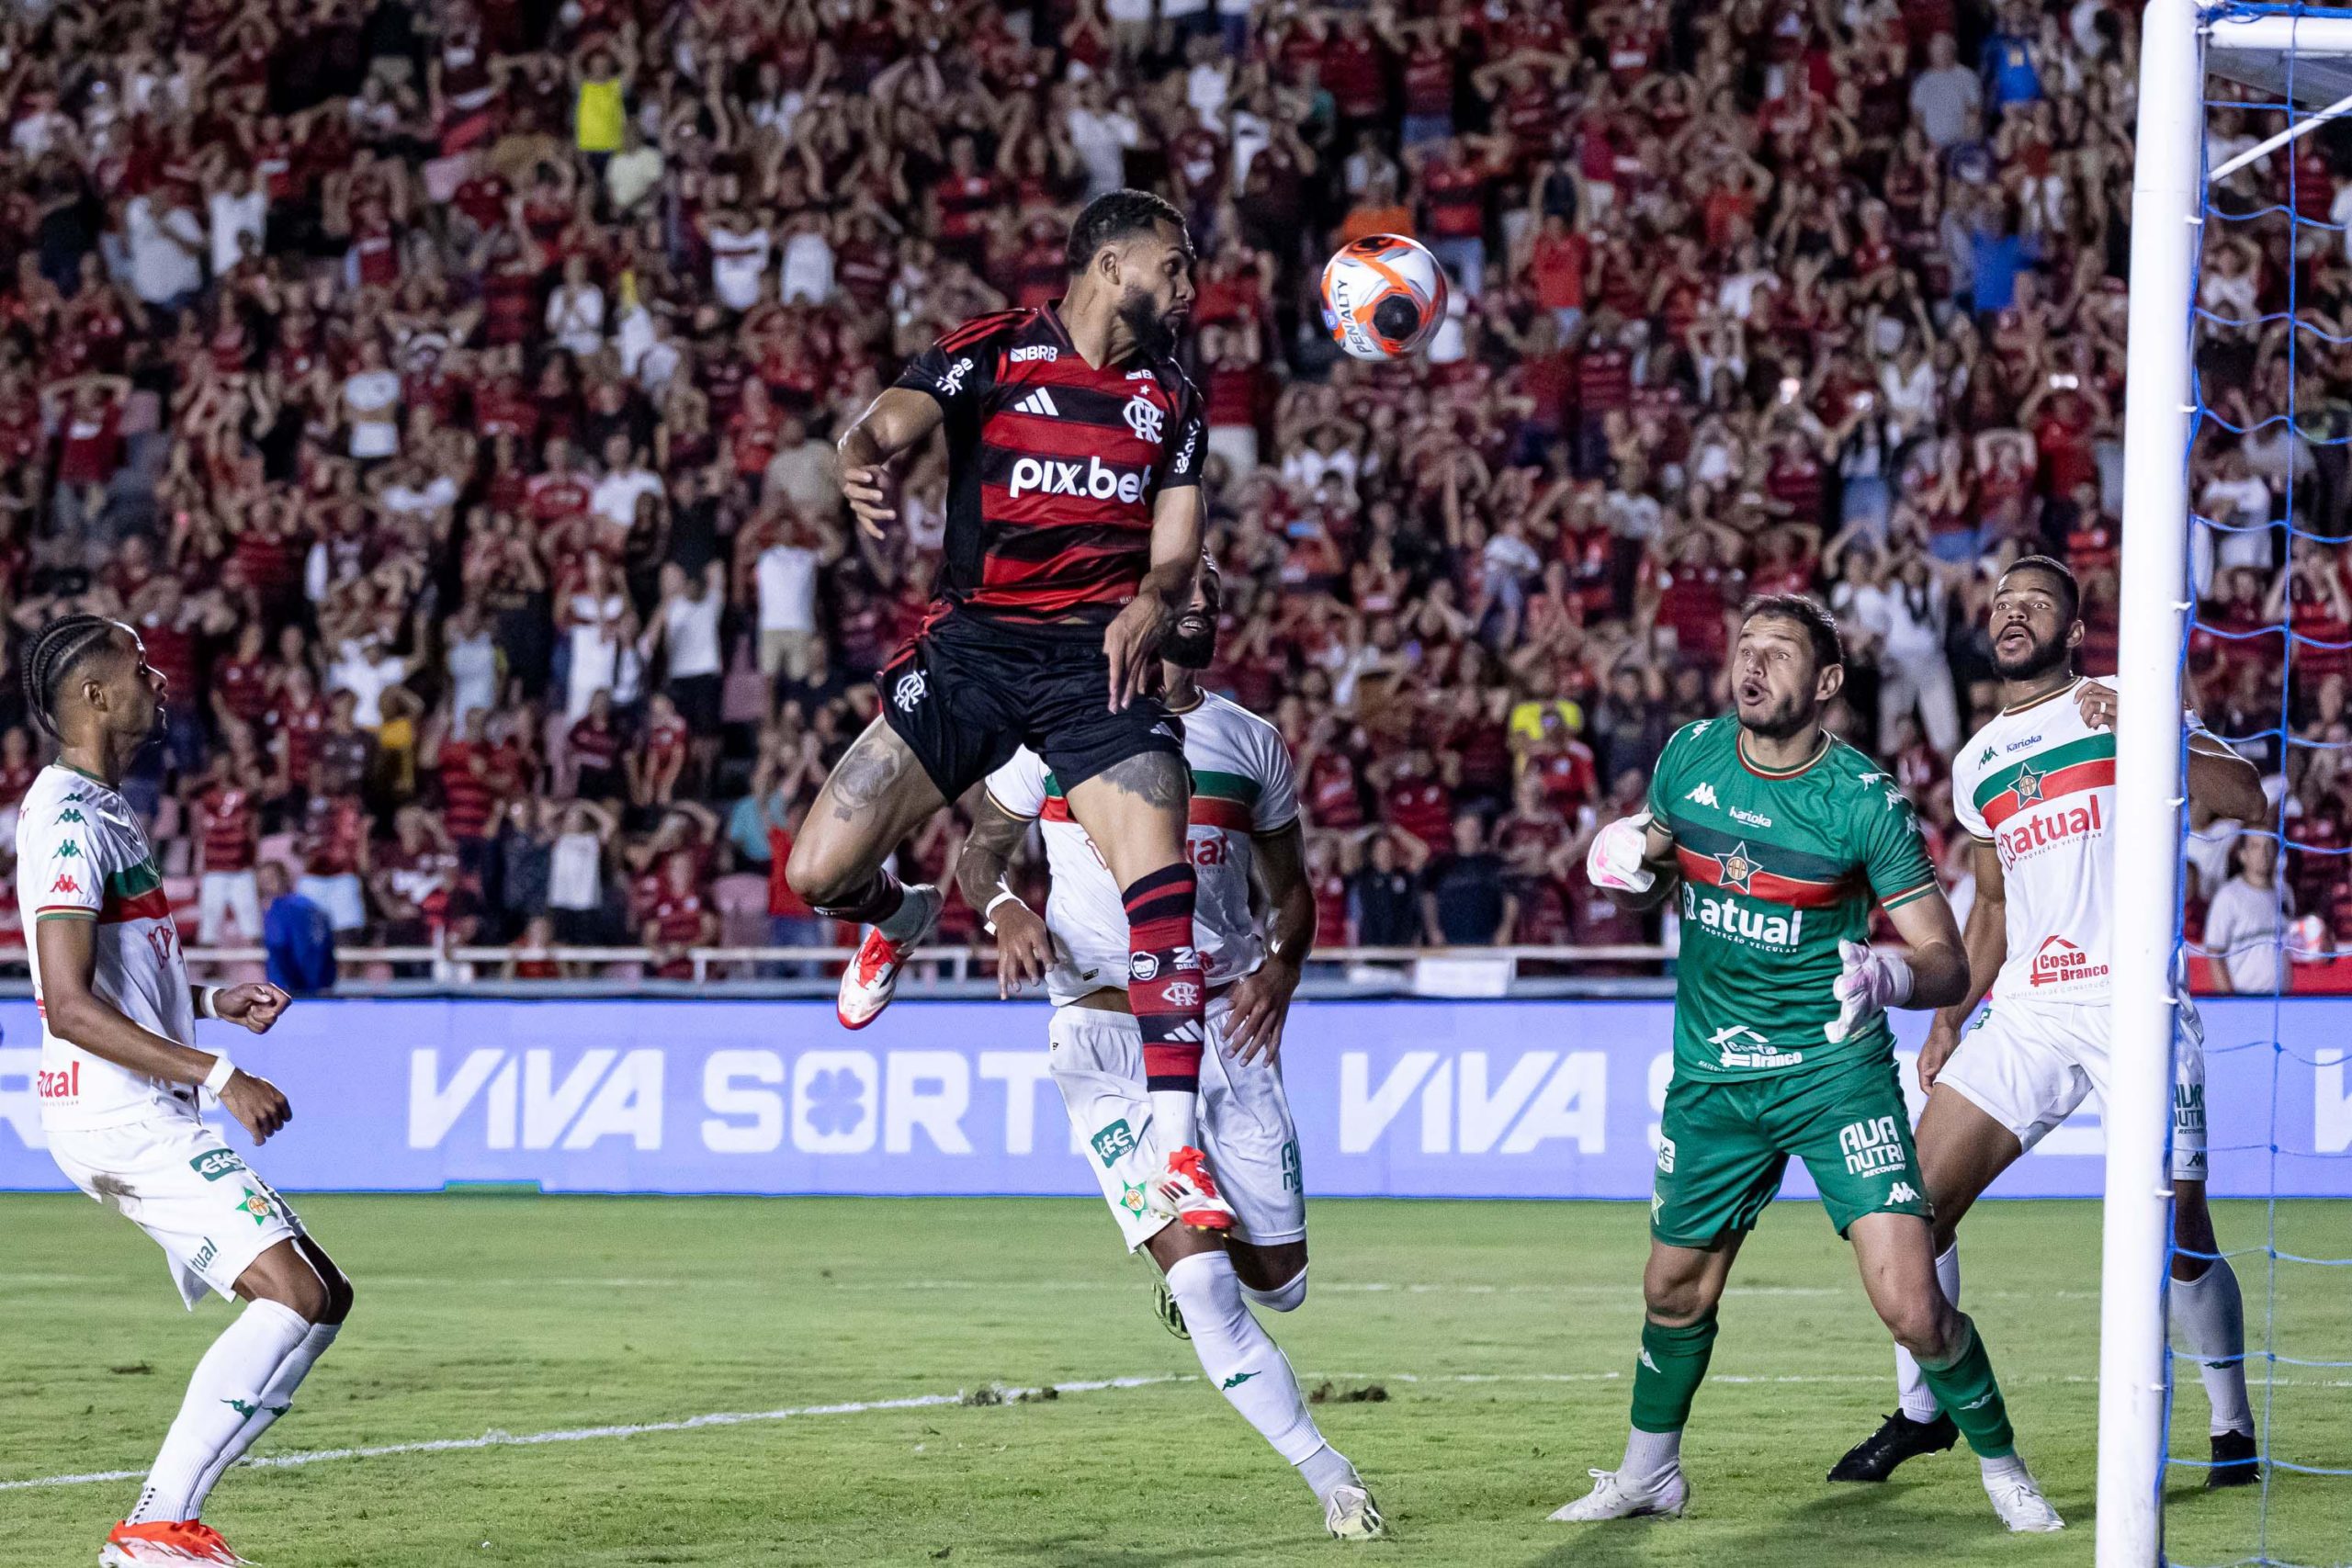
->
xmin=985 ymin=691 xmax=1301 ymax=1008
xmin=17 ymin=763 xmax=198 ymax=1129
xmin=1951 ymin=674 xmax=2203 ymax=1004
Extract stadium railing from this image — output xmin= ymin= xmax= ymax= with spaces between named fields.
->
xmin=0 ymin=944 xmax=1682 ymax=998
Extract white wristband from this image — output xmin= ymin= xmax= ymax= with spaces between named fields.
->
xmin=202 ymin=1053 xmax=237 ymax=1095
xmin=198 ymin=985 xmax=223 ymax=1021
xmin=983 ymin=890 xmax=1023 ymax=934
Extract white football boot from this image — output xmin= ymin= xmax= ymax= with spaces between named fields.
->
xmin=835 ymin=885 xmax=943 ymax=1029
xmin=1324 ymin=1483 xmax=1387 ymax=1540
xmin=1548 ymin=1465 xmax=1689 ymax=1521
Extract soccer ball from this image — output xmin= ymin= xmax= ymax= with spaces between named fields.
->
xmin=1319 ymin=234 xmax=1449 ymax=361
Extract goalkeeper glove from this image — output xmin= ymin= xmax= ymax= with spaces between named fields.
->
xmin=1586 ymin=811 xmax=1657 ymax=895
xmin=1825 ymin=938 xmax=1914 ymax=1043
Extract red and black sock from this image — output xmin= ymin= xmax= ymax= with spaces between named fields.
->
xmin=1125 ymin=863 xmax=1204 ymax=1152
xmin=813 ymin=866 xmax=906 ymax=931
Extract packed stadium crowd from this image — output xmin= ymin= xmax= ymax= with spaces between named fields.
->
xmin=0 ymin=0 xmax=2324 ymax=974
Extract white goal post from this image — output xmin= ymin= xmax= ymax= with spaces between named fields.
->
xmin=2107 ymin=4 xmax=2347 ymax=1562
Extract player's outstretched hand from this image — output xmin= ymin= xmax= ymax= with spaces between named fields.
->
xmin=1102 ymin=596 xmax=1163 ymax=712
xmin=214 ymin=982 xmax=291 ymax=1034
xmin=842 ymin=463 xmax=899 ymax=539
xmin=1225 ymin=960 xmax=1302 ymax=1066
xmin=991 ymin=901 xmax=1055 ymax=998
xmin=2076 ymin=678 xmax=2117 ymax=731
xmin=220 ymin=1070 xmax=292 ymax=1145
xmin=1917 ymin=1018 xmax=1962 ymax=1092
xmin=1585 ymin=811 xmax=1656 ymax=894
xmin=1826 ymin=939 xmax=1915 ymax=1044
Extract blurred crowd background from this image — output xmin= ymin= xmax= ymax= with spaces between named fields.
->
xmin=0 ymin=0 xmax=2327 ymax=982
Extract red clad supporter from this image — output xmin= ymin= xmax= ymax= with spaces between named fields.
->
xmin=0 ymin=0 xmax=2308 ymax=975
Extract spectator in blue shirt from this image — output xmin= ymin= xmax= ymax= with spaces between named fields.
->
xmin=260 ymin=862 xmax=337 ymax=996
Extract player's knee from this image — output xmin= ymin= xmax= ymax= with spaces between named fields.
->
xmin=783 ymin=835 xmax=848 ymax=907
xmin=251 ymin=1258 xmax=330 ymax=1323
xmin=318 ymin=1263 xmax=356 ymax=1325
xmin=1240 ymin=1268 xmax=1308 ymax=1313
xmin=1642 ymin=1277 xmax=1713 ymax=1325
xmin=1879 ymin=1297 xmax=1950 ymax=1359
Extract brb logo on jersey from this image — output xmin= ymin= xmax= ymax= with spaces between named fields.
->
xmin=2028 ymin=934 xmax=2109 ymax=987
xmin=1006 ymin=455 xmax=1148 ymax=504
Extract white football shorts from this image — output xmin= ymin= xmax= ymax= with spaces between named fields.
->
xmin=1048 ymin=1000 xmax=1306 ymax=1253
xmin=1937 ymin=994 xmax=2209 ymax=1182
xmin=47 ymin=1111 xmax=305 ymax=1308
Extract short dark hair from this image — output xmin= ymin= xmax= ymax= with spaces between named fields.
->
xmin=20 ymin=614 xmax=120 ymax=739
xmin=1066 ymin=189 xmax=1186 ymax=275
xmin=1740 ymin=593 xmax=1844 ymax=674
xmin=2002 ymin=554 xmax=2082 ymax=624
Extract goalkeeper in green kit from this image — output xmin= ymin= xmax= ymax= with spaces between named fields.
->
xmin=1549 ymin=595 xmax=2064 ymax=1533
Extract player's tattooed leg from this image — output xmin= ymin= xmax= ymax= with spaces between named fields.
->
xmin=827 ymin=730 xmax=913 ymax=821
xmin=1098 ymin=750 xmax=1187 ymax=808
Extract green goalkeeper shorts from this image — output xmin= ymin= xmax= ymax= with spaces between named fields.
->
xmin=1650 ymin=1053 xmax=1932 ymax=1247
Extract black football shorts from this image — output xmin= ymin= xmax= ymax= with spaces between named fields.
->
xmin=876 ymin=609 xmax=1184 ymax=801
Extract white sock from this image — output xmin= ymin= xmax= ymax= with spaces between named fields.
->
xmin=1149 ymin=1089 xmax=1201 ymax=1152
xmin=187 ymin=1322 xmax=341 ymax=1517
xmin=874 ymin=882 xmax=936 ymax=943
xmin=2173 ymin=1260 xmax=2254 ymax=1437
xmin=1622 ymin=1426 xmax=1681 ymax=1481
xmin=1896 ymin=1242 xmax=1962 ymax=1423
xmin=1164 ymin=1251 xmax=1329 ymax=1483
xmin=128 ymin=1299 xmax=311 ymax=1525
xmin=1981 ymin=1451 xmax=2030 ymax=1485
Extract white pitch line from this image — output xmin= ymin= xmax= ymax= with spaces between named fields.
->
xmin=15 ymin=1367 xmax=2349 ymax=1494
xmin=0 ymin=1375 xmax=1184 ymax=1493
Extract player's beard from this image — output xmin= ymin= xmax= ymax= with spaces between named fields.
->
xmin=1990 ymin=623 xmax=2071 ymax=682
xmin=1163 ymin=610 xmax=1216 ymax=671
xmin=1738 ymin=687 xmax=1819 ymax=741
xmin=1117 ymin=284 xmax=1181 ymax=361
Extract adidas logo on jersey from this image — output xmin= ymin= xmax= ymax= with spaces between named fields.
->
xmin=1684 ymin=783 xmax=1720 ymax=808
xmin=1012 ymin=387 xmax=1061 ymax=417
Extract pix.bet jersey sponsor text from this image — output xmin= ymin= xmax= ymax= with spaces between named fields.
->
xmin=17 ymin=763 xmax=198 ymax=1130
xmin=986 ymin=691 xmax=1300 ymax=1007
xmin=1649 ymin=717 xmax=1941 ymax=1082
xmin=1952 ymin=674 xmax=2183 ymax=1004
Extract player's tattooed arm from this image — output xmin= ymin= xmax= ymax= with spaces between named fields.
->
xmin=1104 ymin=485 xmax=1204 ymax=710
xmin=956 ymin=790 xmax=1055 ymax=998
xmin=837 ymin=387 xmax=944 ymax=538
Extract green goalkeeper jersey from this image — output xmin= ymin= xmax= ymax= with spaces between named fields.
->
xmin=1646 ymin=716 xmax=1941 ymax=1082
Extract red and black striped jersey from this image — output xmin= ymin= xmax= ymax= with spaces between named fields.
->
xmin=894 ymin=305 xmax=1206 ymax=631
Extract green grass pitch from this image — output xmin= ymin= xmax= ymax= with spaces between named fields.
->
xmin=3 ymin=1194 xmax=2346 ymax=1566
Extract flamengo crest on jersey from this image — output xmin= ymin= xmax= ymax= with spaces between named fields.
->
xmin=985 ymin=692 xmax=1299 ymax=1008
xmin=17 ymin=764 xmax=199 ymax=1130
xmin=893 ymin=307 xmax=1206 ymax=626
xmin=1951 ymin=675 xmax=2151 ymax=1002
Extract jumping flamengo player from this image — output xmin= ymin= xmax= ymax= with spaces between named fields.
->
xmin=19 ymin=615 xmax=354 ymax=1568
xmin=1829 ymin=557 xmax=2268 ymax=1486
xmin=786 ymin=190 xmax=1229 ymax=1226
xmin=956 ymin=558 xmax=1385 ymax=1540
xmin=1558 ymin=594 xmax=2064 ymax=1532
